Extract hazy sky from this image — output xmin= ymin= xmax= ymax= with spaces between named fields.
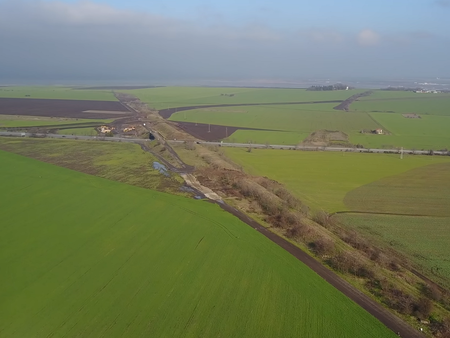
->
xmin=0 ymin=0 xmax=449 ymax=84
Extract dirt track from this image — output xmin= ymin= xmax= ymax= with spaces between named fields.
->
xmin=216 ymin=202 xmax=425 ymax=338
xmin=333 ymin=91 xmax=373 ymax=111
xmin=0 ymin=98 xmax=131 ymax=119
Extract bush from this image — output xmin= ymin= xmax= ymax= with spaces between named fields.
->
xmin=184 ymin=141 xmax=196 ymax=150
xmin=386 ymin=288 xmax=415 ymax=315
xmin=313 ymin=211 xmax=336 ymax=228
xmin=422 ymin=283 xmax=442 ymax=302
xmin=413 ymin=297 xmax=433 ymax=320
xmin=311 ymin=238 xmax=335 ymax=256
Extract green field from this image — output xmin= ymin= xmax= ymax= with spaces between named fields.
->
xmin=344 ymin=162 xmax=450 ymax=216
xmin=0 ymin=150 xmax=396 ymax=338
xmin=224 ymin=149 xmax=450 ymax=212
xmin=354 ymin=94 xmax=450 ymax=116
xmin=226 ymin=130 xmax=310 ymax=145
xmin=0 ymin=86 xmax=117 ymax=101
xmin=348 ymin=91 xmax=450 ymax=149
xmin=337 ymin=213 xmax=450 ymax=284
xmin=170 ymin=103 xmax=381 ymax=145
xmin=56 ymin=127 xmax=98 ymax=136
xmin=128 ymin=87 xmax=365 ymax=109
xmin=0 ymin=138 xmax=184 ymax=194
xmin=170 ymin=104 xmax=380 ymax=134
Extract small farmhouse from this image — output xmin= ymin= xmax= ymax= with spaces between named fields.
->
xmin=99 ymin=126 xmax=114 ymax=134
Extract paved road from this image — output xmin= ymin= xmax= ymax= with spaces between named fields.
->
xmin=169 ymin=139 xmax=449 ymax=156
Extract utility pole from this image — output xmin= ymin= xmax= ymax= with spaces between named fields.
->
xmin=400 ymin=147 xmax=404 ymax=160
xmin=225 ymin=126 xmax=228 ymax=138
xmin=208 ymin=124 xmax=211 ymax=133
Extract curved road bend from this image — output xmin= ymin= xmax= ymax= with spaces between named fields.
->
xmin=158 ymin=100 xmax=344 ymax=119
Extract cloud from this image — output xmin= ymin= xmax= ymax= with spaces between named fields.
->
xmin=0 ymin=0 xmax=448 ymax=82
xmin=357 ymin=29 xmax=381 ymax=46
xmin=434 ymin=0 xmax=450 ymax=7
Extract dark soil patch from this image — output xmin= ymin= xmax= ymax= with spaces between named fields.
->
xmin=334 ymin=91 xmax=373 ymax=111
xmin=302 ymin=130 xmax=352 ymax=147
xmin=159 ymin=100 xmax=343 ymax=119
xmin=0 ymin=98 xmax=132 ymax=119
xmin=175 ymin=121 xmax=273 ymax=141
xmin=74 ymin=86 xmax=164 ymax=90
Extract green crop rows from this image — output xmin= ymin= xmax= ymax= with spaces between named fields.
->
xmin=0 ymin=150 xmax=396 ymax=338
xmin=224 ymin=148 xmax=450 ymax=212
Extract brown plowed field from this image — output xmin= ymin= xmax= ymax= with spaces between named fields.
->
xmin=175 ymin=121 xmax=271 ymax=141
xmin=0 ymin=98 xmax=131 ymax=119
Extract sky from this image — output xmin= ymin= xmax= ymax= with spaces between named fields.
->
xmin=0 ymin=0 xmax=449 ymax=84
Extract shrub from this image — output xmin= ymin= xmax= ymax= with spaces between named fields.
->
xmin=422 ymin=284 xmax=442 ymax=302
xmin=413 ymin=297 xmax=433 ymax=320
xmin=311 ymin=238 xmax=335 ymax=256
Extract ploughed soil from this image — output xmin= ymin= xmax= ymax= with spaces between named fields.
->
xmin=302 ymin=130 xmax=352 ymax=147
xmin=0 ymin=98 xmax=131 ymax=119
xmin=159 ymin=100 xmax=343 ymax=119
xmin=174 ymin=121 xmax=272 ymax=141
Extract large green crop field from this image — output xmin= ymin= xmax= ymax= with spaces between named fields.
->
xmin=0 ymin=150 xmax=396 ymax=338
xmin=128 ymin=87 xmax=365 ymax=109
xmin=338 ymin=213 xmax=450 ymax=284
xmin=169 ymin=104 xmax=380 ymax=134
xmin=147 ymin=88 xmax=450 ymax=149
xmin=344 ymin=162 xmax=450 ymax=216
xmin=224 ymin=148 xmax=450 ymax=212
xmin=351 ymin=113 xmax=450 ymax=150
xmin=0 ymin=86 xmax=117 ymax=101
xmin=353 ymin=95 xmax=450 ymax=117
xmin=0 ymin=138 xmax=184 ymax=194
xmin=350 ymin=91 xmax=450 ymax=149
xmin=226 ymin=130 xmax=310 ymax=145
xmin=56 ymin=127 xmax=98 ymax=136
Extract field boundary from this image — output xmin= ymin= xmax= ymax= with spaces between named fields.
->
xmin=158 ymin=100 xmax=344 ymax=119
xmin=332 ymin=210 xmax=449 ymax=218
xmin=213 ymin=200 xmax=425 ymax=338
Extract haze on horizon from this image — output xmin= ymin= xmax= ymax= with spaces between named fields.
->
xmin=0 ymin=0 xmax=449 ymax=85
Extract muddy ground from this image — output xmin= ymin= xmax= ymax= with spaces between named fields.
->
xmin=333 ymin=91 xmax=373 ymax=111
xmin=0 ymin=98 xmax=131 ymax=119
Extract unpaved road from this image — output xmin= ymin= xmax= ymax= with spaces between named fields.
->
xmin=216 ymin=202 xmax=426 ymax=338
